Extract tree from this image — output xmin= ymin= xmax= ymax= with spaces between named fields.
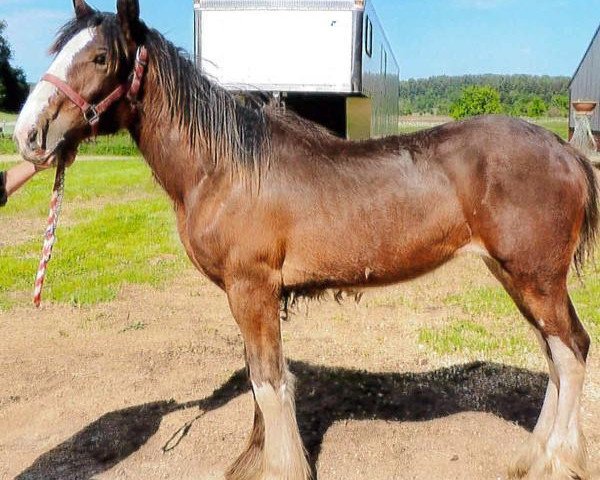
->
xmin=510 ymin=96 xmax=529 ymax=117
xmin=549 ymin=94 xmax=569 ymax=117
xmin=398 ymin=75 xmax=570 ymax=117
xmin=0 ymin=21 xmax=29 ymax=112
xmin=450 ymin=85 xmax=502 ymax=120
xmin=526 ymin=96 xmax=548 ymax=118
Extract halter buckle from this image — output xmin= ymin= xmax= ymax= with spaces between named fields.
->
xmin=83 ymin=106 xmax=100 ymax=125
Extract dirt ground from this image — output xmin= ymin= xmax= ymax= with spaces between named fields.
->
xmin=0 ymin=257 xmax=598 ymax=480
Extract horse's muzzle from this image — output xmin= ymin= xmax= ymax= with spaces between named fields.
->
xmin=15 ymin=126 xmax=62 ymax=166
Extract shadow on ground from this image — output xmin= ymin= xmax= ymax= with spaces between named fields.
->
xmin=17 ymin=361 xmax=546 ymax=480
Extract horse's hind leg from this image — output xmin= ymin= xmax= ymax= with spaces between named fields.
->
xmin=514 ymin=297 xmax=588 ymax=480
xmin=534 ymin=298 xmax=589 ymax=480
xmin=225 ymin=273 xmax=310 ymax=480
xmin=484 ymin=259 xmax=589 ymax=479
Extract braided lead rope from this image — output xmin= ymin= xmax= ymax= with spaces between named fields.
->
xmin=33 ymin=162 xmax=66 ymax=308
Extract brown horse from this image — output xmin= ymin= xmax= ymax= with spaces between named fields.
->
xmin=14 ymin=1 xmax=597 ymax=479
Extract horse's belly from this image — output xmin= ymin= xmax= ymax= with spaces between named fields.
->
xmin=282 ymin=201 xmax=471 ymax=289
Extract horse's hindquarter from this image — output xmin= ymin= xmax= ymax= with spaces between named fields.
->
xmin=280 ymin=150 xmax=472 ymax=289
xmin=438 ymin=116 xmax=590 ymax=272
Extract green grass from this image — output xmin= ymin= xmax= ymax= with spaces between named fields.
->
xmin=398 ymin=124 xmax=430 ymax=135
xmin=1 ymin=158 xmax=157 ymax=218
xmin=420 ymin=286 xmax=532 ymax=361
xmin=0 ymin=136 xmax=14 ymax=154
xmin=570 ymin=276 xmax=600 ymax=339
xmin=78 ymin=133 xmax=139 ymax=156
xmin=0 ymin=111 xmax=17 ymax=122
xmin=0 ymin=131 xmax=139 ymax=156
xmin=444 ymin=286 xmax=518 ymax=319
xmin=0 ymin=159 xmax=186 ymax=309
xmin=444 ymin=274 xmax=600 ymax=339
xmin=420 ymin=263 xmax=600 ymax=362
xmin=530 ymin=117 xmax=569 ymax=140
xmin=419 ymin=319 xmax=531 ymax=358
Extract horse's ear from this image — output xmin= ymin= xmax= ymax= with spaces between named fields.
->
xmin=73 ymin=0 xmax=93 ymax=19
xmin=117 ymin=0 xmax=142 ymax=44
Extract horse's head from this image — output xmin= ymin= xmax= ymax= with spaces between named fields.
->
xmin=14 ymin=0 xmax=145 ymax=167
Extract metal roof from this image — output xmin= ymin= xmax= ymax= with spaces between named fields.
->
xmin=569 ymin=23 xmax=600 ymax=88
xmin=194 ymin=0 xmax=363 ymax=11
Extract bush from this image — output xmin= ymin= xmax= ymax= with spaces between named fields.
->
xmin=450 ymin=85 xmax=503 ymax=120
xmin=526 ymin=97 xmax=548 ymax=118
xmin=510 ymin=98 xmax=529 ymax=117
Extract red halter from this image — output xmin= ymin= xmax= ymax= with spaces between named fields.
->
xmin=41 ymin=46 xmax=148 ymax=137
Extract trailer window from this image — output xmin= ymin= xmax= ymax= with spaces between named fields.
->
xmin=365 ymin=16 xmax=373 ymax=57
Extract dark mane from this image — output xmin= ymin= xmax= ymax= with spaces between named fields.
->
xmin=52 ymin=11 xmax=276 ymax=177
xmin=143 ymin=30 xmax=368 ymax=177
xmin=142 ymin=28 xmax=272 ymax=176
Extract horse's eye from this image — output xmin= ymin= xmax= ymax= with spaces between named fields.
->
xmin=93 ymin=54 xmax=107 ymax=66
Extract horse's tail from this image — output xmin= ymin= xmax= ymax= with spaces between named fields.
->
xmin=571 ymin=147 xmax=599 ymax=274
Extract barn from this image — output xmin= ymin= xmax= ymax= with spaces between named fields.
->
xmin=569 ymin=23 xmax=600 ymax=150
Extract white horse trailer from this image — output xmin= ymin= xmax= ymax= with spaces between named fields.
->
xmin=193 ymin=0 xmax=400 ymax=139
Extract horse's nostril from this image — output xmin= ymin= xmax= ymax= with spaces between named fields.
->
xmin=27 ymin=129 xmax=39 ymax=149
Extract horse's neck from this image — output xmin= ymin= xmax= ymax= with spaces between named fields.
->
xmin=130 ymin=59 xmax=267 ymax=204
xmin=131 ymin=86 xmax=208 ymax=205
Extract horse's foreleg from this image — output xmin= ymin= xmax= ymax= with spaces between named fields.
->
xmin=225 ymin=274 xmax=310 ymax=480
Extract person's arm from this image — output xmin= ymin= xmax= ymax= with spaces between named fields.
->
xmin=4 ymin=162 xmax=38 ymax=197
xmin=0 ymin=171 xmax=7 ymax=207
xmin=0 ymin=160 xmax=54 ymax=207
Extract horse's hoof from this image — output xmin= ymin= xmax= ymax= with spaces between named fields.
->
xmin=509 ymin=436 xmax=545 ymax=479
xmin=523 ymin=444 xmax=589 ymax=480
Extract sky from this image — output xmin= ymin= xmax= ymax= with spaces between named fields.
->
xmin=1 ymin=0 xmax=599 ymax=82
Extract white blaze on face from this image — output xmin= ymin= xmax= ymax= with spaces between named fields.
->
xmin=15 ymin=28 xmax=96 ymax=148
